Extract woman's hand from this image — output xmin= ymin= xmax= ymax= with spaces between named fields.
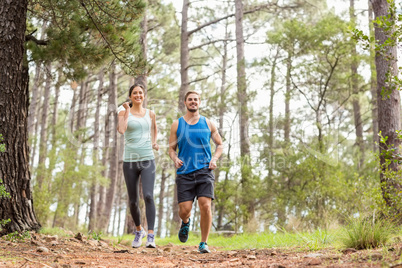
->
xmin=152 ymin=143 xmax=159 ymax=151
xmin=122 ymin=102 xmax=130 ymax=110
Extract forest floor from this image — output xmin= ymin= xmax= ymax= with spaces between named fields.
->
xmin=0 ymin=232 xmax=401 ymax=267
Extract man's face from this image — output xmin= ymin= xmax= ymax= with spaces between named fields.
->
xmin=185 ymin=93 xmax=200 ymax=112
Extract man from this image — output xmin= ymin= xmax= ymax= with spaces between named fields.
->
xmin=169 ymin=91 xmax=223 ymax=254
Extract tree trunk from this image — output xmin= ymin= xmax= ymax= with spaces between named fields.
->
xmin=179 ymin=0 xmax=190 ymax=113
xmin=125 ymin=205 xmax=135 ymax=234
xmin=215 ymin=23 xmax=229 ymax=230
xmin=28 ymin=21 xmax=47 ymax=136
xmin=88 ymin=68 xmax=104 ymax=232
xmin=368 ymin=0 xmax=378 ymax=152
xmin=235 ymin=0 xmax=253 ymax=224
xmin=100 ymin=63 xmax=119 ymax=232
xmin=268 ymin=49 xmax=279 ymax=180
xmin=284 ymin=51 xmax=292 ymax=144
xmin=157 ymin=167 xmax=168 ymax=237
xmin=137 ymin=5 xmax=148 ymax=107
xmin=47 ymin=67 xmax=61 ymax=178
xmin=28 ymin=63 xmax=43 ymax=136
xmin=116 ymin=134 xmax=125 ymax=235
xmin=0 ymin=0 xmax=41 ymax=235
xmin=36 ymin=62 xmax=52 ymax=189
xmin=171 ymin=184 xmax=181 ymax=233
xmin=97 ymin=76 xmax=109 ymax=230
xmin=372 ymin=0 xmax=401 ymax=210
xmin=350 ymin=0 xmax=365 ymax=169
xmin=30 ymin=85 xmax=42 ymax=168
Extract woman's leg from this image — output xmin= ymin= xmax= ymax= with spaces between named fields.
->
xmin=123 ymin=162 xmax=142 ymax=229
xmin=140 ymin=159 xmax=156 ymax=232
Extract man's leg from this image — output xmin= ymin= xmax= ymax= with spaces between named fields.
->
xmin=178 ymin=201 xmax=193 ymax=242
xmin=198 ymin=197 xmax=212 ymax=242
xmin=179 ymin=201 xmax=192 ymax=223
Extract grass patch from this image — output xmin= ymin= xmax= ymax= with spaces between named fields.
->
xmin=341 ymin=216 xmax=396 ymax=250
xmin=42 ymin=222 xmax=397 ymax=252
xmin=105 ymin=229 xmax=344 ymax=251
xmin=38 ymin=227 xmax=73 ymax=237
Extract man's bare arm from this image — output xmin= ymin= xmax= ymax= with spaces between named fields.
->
xmin=169 ymin=120 xmax=183 ymax=169
xmin=207 ymin=119 xmax=223 ymax=170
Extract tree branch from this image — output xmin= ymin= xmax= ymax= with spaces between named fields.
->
xmin=185 ymin=63 xmax=209 ymax=70
xmin=25 ymin=35 xmax=49 ymax=45
xmin=187 ymin=2 xmax=298 ymax=36
xmin=188 ymin=68 xmax=224 ymax=84
xmin=79 ymin=0 xmax=137 ymax=74
xmin=189 ymin=38 xmax=235 ymax=51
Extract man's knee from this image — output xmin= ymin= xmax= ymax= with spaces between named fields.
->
xmin=179 ymin=201 xmax=193 ymax=216
xmin=198 ymin=198 xmax=211 ymax=212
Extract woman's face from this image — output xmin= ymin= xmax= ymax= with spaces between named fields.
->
xmin=130 ymin=86 xmax=144 ymax=105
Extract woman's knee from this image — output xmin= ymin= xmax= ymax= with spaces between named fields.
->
xmin=129 ymin=199 xmax=139 ymax=209
xmin=144 ymin=194 xmax=154 ymax=204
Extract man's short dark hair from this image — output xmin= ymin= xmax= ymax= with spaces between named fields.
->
xmin=184 ymin=91 xmax=200 ymax=101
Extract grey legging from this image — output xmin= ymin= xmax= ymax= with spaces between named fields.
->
xmin=123 ymin=160 xmax=156 ymax=231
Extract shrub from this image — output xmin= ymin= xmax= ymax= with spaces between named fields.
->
xmin=342 ymin=214 xmax=395 ymax=250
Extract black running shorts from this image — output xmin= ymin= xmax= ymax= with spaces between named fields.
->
xmin=176 ymin=168 xmax=215 ymax=203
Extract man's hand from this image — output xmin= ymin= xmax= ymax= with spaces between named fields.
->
xmin=209 ymin=158 xmax=217 ymax=170
xmin=174 ymin=158 xmax=184 ymax=169
xmin=152 ymin=143 xmax=159 ymax=151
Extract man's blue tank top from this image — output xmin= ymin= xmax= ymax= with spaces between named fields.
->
xmin=176 ymin=115 xmax=212 ymax=174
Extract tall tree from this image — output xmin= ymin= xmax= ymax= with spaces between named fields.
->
xmin=368 ymin=0 xmax=378 ymax=152
xmin=88 ymin=68 xmax=104 ymax=231
xmin=0 ymin=0 xmax=41 ymax=234
xmin=372 ymin=0 xmax=401 ymax=211
xmin=235 ymin=0 xmax=253 ymax=224
xmin=36 ymin=62 xmax=52 ymax=189
xmin=99 ymin=63 xmax=119 ymax=232
xmin=349 ymin=0 xmax=365 ymax=169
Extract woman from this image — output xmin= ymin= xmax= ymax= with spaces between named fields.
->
xmin=117 ymin=83 xmax=159 ymax=248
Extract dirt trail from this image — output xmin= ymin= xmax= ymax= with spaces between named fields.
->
xmin=0 ymin=233 xmax=399 ymax=267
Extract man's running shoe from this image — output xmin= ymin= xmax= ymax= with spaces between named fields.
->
xmin=132 ymin=228 xmax=146 ymax=248
xmin=146 ymin=234 xmax=156 ymax=248
xmin=178 ymin=218 xmax=190 ymax=243
xmin=198 ymin=242 xmax=210 ymax=253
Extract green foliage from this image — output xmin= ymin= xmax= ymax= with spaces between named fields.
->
xmin=0 ymin=134 xmax=5 ymax=153
xmin=255 ymin=8 xmax=379 ymax=231
xmin=150 ymin=231 xmax=343 ymax=251
xmin=27 ymin=0 xmax=146 ymax=79
xmin=352 ymin=0 xmax=402 ymax=97
xmin=0 ymin=134 xmax=10 ymax=229
xmin=3 ymin=231 xmax=31 ymax=243
xmin=295 ymin=228 xmax=335 ymax=251
xmin=342 ymin=214 xmax=395 ymax=250
xmin=39 ymin=227 xmax=73 ymax=237
xmin=371 ymin=131 xmax=402 ymax=216
xmin=88 ymin=230 xmax=103 ymax=241
xmin=32 ymin=111 xmax=108 ymax=228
